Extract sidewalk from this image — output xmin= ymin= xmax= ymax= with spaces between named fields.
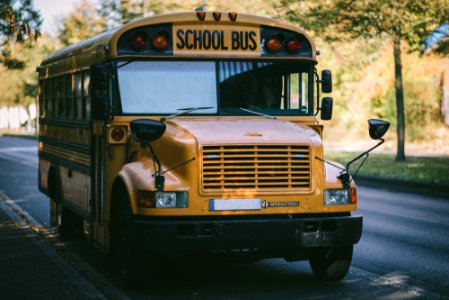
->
xmin=0 ymin=200 xmax=104 ymax=300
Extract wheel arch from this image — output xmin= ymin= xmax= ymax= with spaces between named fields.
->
xmin=109 ymin=173 xmax=132 ymax=233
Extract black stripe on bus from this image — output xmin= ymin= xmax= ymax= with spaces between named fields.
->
xmin=39 ymin=136 xmax=91 ymax=155
xmin=39 ymin=152 xmax=91 ymax=175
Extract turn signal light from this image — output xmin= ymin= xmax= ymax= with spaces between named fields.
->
xmin=286 ymin=38 xmax=301 ymax=53
xmin=152 ymin=32 xmax=169 ymax=51
xmin=130 ymin=32 xmax=147 ymax=50
xmin=350 ymin=187 xmax=357 ymax=204
xmin=265 ymin=36 xmax=283 ymax=53
xmin=110 ymin=126 xmax=126 ymax=142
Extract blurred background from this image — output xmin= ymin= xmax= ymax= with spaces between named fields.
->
xmin=1 ymin=0 xmax=449 ymax=156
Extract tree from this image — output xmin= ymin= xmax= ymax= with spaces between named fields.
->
xmin=99 ymin=0 xmax=277 ymax=29
xmin=0 ymin=34 xmax=57 ymax=107
xmin=279 ymin=0 xmax=449 ymax=161
xmin=0 ymin=0 xmax=41 ymax=46
xmin=58 ymin=0 xmax=106 ymax=46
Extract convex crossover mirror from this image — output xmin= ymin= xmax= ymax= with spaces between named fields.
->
xmin=321 ymin=97 xmax=333 ymax=120
xmin=321 ymin=70 xmax=332 ymax=93
xmin=368 ymin=119 xmax=390 ymax=140
xmin=130 ymin=119 xmax=166 ymax=145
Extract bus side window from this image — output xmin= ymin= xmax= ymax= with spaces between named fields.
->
xmin=58 ymin=76 xmax=65 ymax=118
xmin=38 ymin=80 xmax=45 ymax=118
xmin=83 ymin=71 xmax=91 ymax=120
xmin=66 ymin=74 xmax=74 ymax=119
xmin=45 ymin=79 xmax=52 ymax=118
xmin=52 ymin=77 xmax=59 ymax=118
xmin=75 ymin=72 xmax=82 ymax=120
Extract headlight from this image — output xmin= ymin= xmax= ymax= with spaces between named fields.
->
xmin=137 ymin=191 xmax=188 ymax=208
xmin=324 ymin=189 xmax=349 ymax=205
xmin=156 ymin=192 xmax=176 ymax=208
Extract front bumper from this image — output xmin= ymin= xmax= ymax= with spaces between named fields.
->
xmin=135 ymin=214 xmax=363 ymax=252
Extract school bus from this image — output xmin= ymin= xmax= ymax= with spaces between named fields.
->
xmin=37 ymin=11 xmax=389 ymax=284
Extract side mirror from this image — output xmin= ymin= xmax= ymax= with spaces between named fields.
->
xmin=91 ymin=64 xmax=111 ymax=120
xmin=320 ymin=97 xmax=333 ymax=120
xmin=130 ymin=119 xmax=166 ymax=145
xmin=368 ymin=119 xmax=390 ymax=140
xmin=321 ymin=70 xmax=332 ymax=93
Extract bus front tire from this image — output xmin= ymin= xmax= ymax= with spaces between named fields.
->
xmin=115 ymin=194 xmax=147 ymax=288
xmin=308 ymin=245 xmax=353 ymax=280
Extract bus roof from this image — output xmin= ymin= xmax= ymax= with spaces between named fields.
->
xmin=39 ymin=12 xmax=316 ymax=75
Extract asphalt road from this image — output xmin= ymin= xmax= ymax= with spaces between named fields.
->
xmin=1 ymin=135 xmax=448 ymax=299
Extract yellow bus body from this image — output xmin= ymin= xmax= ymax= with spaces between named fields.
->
xmin=38 ymin=11 xmax=361 ymax=282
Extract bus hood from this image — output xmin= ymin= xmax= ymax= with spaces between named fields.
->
xmin=166 ymin=118 xmax=322 ymax=145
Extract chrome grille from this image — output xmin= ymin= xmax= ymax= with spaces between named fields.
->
xmin=202 ymin=145 xmax=311 ymax=191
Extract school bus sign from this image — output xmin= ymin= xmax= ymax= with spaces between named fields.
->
xmin=173 ymin=25 xmax=260 ymax=53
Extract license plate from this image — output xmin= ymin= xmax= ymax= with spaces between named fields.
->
xmin=209 ymin=198 xmax=261 ymax=211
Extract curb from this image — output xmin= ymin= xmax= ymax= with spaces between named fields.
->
xmin=356 ymin=175 xmax=449 ymax=199
xmin=0 ymin=194 xmax=107 ymax=300
xmin=1 ymin=133 xmax=38 ymax=140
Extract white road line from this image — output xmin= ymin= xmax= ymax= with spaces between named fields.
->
xmin=350 ymin=267 xmax=447 ymax=299
xmin=0 ymin=146 xmax=38 ymax=152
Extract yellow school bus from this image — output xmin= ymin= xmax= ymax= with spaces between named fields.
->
xmin=37 ymin=11 xmax=389 ymax=284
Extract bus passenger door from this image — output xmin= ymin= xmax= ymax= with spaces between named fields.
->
xmin=90 ymin=64 xmax=112 ymax=252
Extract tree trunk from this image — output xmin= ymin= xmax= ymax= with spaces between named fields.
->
xmin=393 ymin=34 xmax=406 ymax=161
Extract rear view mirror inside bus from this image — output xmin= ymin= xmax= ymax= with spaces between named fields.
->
xmin=130 ymin=119 xmax=166 ymax=145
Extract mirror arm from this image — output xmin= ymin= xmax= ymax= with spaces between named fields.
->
xmin=345 ymin=138 xmax=385 ymax=173
xmin=314 ymin=69 xmax=321 ymax=116
xmin=148 ymin=143 xmax=165 ymax=191
xmin=337 ymin=139 xmax=385 ymax=189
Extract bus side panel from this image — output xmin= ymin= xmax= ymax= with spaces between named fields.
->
xmin=59 ymin=165 xmax=90 ymax=217
xmin=38 ymin=158 xmax=51 ymax=195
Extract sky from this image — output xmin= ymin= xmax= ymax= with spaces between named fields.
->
xmin=34 ymin=0 xmax=90 ymax=35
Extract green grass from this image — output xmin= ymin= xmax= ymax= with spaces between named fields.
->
xmin=325 ymin=151 xmax=449 ymax=186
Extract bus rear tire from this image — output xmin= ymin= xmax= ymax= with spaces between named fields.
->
xmin=50 ymin=197 xmax=81 ymax=238
xmin=115 ymin=194 xmax=147 ymax=288
xmin=308 ymin=245 xmax=353 ymax=280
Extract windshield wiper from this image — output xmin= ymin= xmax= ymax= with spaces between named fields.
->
xmin=161 ymin=106 xmax=213 ymax=121
xmin=239 ymin=108 xmax=277 ymax=119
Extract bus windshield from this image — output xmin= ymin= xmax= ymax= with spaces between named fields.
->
xmin=117 ymin=60 xmax=314 ymax=116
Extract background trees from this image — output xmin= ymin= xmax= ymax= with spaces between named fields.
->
xmin=2 ymin=0 xmax=449 ymax=156
xmin=0 ymin=0 xmax=41 ymax=46
xmin=279 ymin=0 xmax=449 ymax=161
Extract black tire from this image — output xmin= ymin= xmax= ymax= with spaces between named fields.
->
xmin=308 ymin=245 xmax=353 ymax=280
xmin=50 ymin=194 xmax=81 ymax=238
xmin=115 ymin=193 xmax=147 ymax=288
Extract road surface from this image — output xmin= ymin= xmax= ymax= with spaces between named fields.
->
xmin=1 ymin=135 xmax=448 ymax=299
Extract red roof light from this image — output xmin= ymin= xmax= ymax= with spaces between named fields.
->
xmin=265 ymin=36 xmax=283 ymax=53
xmin=151 ymin=32 xmax=169 ymax=51
xmin=286 ymin=38 xmax=301 ymax=53
xmin=130 ymin=32 xmax=147 ymax=50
